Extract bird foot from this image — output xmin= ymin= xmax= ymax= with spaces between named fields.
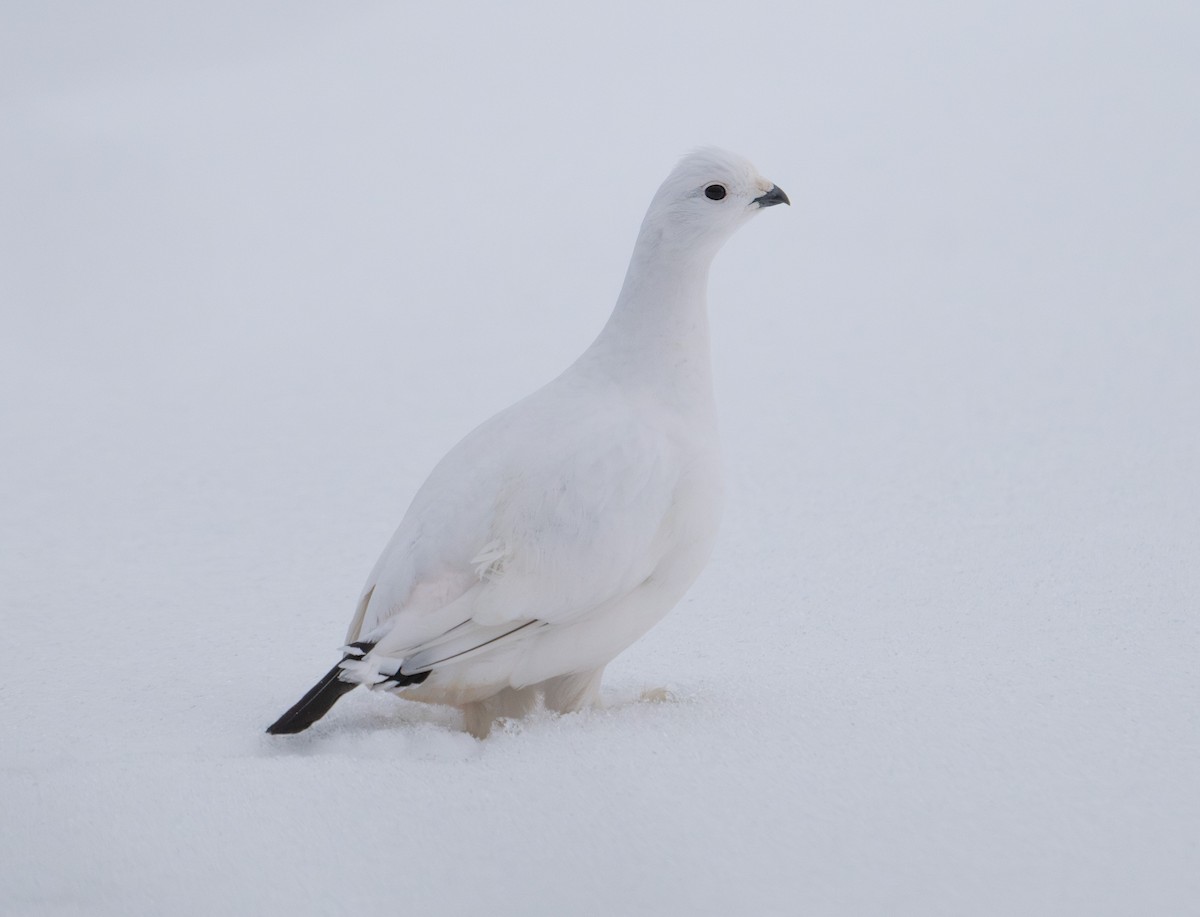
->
xmin=639 ymin=686 xmax=677 ymax=704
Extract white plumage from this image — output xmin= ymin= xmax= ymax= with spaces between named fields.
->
xmin=268 ymin=148 xmax=789 ymax=738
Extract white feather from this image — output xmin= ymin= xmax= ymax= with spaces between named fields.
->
xmin=312 ymin=148 xmax=788 ymax=736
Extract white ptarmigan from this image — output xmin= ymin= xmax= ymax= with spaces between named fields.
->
xmin=267 ymin=148 xmax=789 ymax=738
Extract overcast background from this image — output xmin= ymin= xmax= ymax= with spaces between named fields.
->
xmin=2 ymin=2 xmax=1198 ymax=915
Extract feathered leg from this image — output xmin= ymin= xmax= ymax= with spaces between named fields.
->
xmin=542 ymin=666 xmax=606 ymax=714
xmin=460 ymin=686 xmax=540 ymax=739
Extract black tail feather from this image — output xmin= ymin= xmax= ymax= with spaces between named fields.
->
xmin=266 ymin=642 xmax=376 ymax=735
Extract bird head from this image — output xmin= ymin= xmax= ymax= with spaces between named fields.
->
xmin=638 ymin=147 xmax=789 ymax=260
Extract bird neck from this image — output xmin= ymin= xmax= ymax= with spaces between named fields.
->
xmin=583 ymin=230 xmax=718 ymax=413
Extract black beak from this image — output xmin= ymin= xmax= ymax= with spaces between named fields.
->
xmin=753 ymin=185 xmax=790 ymax=208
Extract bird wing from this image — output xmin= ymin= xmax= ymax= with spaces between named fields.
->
xmin=341 ymin=382 xmax=699 ymax=680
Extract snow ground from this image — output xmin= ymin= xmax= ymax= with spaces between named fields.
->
xmin=2 ymin=3 xmax=1198 ymax=914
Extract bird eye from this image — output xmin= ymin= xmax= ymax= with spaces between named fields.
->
xmin=704 ymin=184 xmax=727 ymax=201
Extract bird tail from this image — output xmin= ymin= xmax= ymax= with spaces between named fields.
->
xmin=265 ymin=642 xmax=374 ymax=735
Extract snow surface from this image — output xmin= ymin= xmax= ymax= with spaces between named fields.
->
xmin=2 ymin=2 xmax=1198 ymax=915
